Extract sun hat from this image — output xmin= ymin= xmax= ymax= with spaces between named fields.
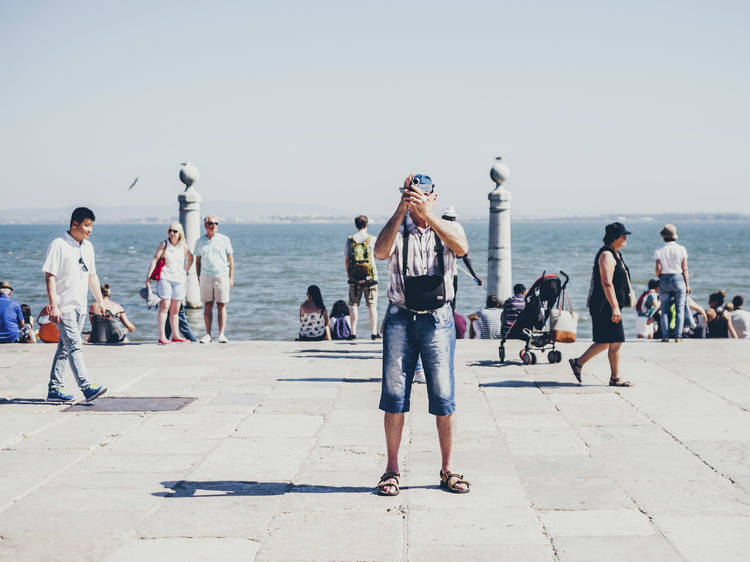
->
xmin=660 ymin=224 xmax=678 ymax=239
xmin=442 ymin=206 xmax=457 ymax=219
xmin=0 ymin=281 xmax=12 ymax=291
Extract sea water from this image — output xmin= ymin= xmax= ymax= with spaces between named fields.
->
xmin=2 ymin=221 xmax=748 ymax=342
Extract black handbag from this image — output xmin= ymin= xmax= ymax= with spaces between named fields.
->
xmin=402 ymin=219 xmax=447 ymax=311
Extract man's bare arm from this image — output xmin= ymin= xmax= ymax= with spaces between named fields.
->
xmin=374 ymin=201 xmax=408 ymax=260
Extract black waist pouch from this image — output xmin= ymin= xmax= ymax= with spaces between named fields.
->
xmin=404 ymin=275 xmax=446 ymax=311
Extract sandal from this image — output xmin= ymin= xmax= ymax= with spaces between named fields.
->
xmin=609 ymin=377 xmax=633 ymax=387
xmin=376 ymin=471 xmax=400 ymax=496
xmin=568 ymin=358 xmax=582 ymax=383
xmin=440 ymin=470 xmax=471 ymax=494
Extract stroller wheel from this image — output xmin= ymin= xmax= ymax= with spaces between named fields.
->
xmin=499 ymin=346 xmax=506 ymax=362
xmin=548 ymin=351 xmax=556 ymax=363
xmin=521 ymin=351 xmax=532 ymax=365
xmin=554 ymin=350 xmax=563 ymax=363
xmin=530 ymin=352 xmax=538 ymax=365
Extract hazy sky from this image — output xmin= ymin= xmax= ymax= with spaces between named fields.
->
xmin=1 ymin=1 xmax=748 ymax=218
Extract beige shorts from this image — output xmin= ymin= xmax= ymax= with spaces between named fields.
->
xmin=349 ymin=282 xmax=378 ymax=307
xmin=200 ymin=275 xmax=230 ymax=304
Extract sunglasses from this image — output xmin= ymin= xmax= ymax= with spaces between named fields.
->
xmin=79 ymin=256 xmax=88 ymax=272
xmin=205 ymin=222 xmax=219 ymax=226
xmin=168 ymin=229 xmax=179 ymax=234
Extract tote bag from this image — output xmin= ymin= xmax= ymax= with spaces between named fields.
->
xmin=550 ymin=290 xmax=578 ymax=343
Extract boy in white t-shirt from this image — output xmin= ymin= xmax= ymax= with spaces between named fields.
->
xmin=42 ymin=207 xmax=108 ymax=402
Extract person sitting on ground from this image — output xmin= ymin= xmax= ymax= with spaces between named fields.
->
xmin=88 ymin=283 xmax=136 ymax=343
xmin=501 ymin=284 xmax=527 ymax=337
xmin=636 ymin=279 xmax=660 ymax=339
xmin=706 ymin=291 xmax=737 ymax=339
xmin=18 ymin=304 xmax=36 ymax=343
xmin=730 ymin=295 xmax=750 ymax=339
xmin=0 ymin=281 xmax=25 ymax=343
xmin=297 ymin=285 xmax=331 ymax=341
xmin=467 ymin=295 xmax=505 ymax=339
xmin=329 ymin=300 xmax=352 ymax=341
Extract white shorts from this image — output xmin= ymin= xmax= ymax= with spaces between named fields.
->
xmin=156 ymin=279 xmax=185 ymax=301
xmin=635 ymin=315 xmax=655 ymax=338
xmin=200 ymin=274 xmax=230 ymax=304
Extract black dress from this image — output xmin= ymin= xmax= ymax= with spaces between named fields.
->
xmin=588 ymin=246 xmax=631 ymax=343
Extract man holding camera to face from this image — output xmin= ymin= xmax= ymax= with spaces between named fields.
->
xmin=373 ymin=173 xmax=471 ymax=497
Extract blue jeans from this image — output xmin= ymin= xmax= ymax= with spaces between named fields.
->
xmin=659 ymin=274 xmax=687 ymax=339
xmin=380 ymin=303 xmax=456 ymax=416
xmin=49 ymin=309 xmax=91 ymax=390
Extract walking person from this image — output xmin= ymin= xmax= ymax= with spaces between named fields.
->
xmin=569 ymin=222 xmax=633 ymax=387
xmin=145 ymin=223 xmax=194 ymax=345
xmin=194 ymin=216 xmax=234 ymax=343
xmin=42 ymin=207 xmax=108 ymax=402
xmin=374 ymin=173 xmax=471 ymax=497
xmin=654 ymin=224 xmax=690 ymax=342
xmin=345 ymin=215 xmax=380 ymax=340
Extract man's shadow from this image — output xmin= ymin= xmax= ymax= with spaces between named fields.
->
xmin=156 ymin=480 xmax=435 ymax=498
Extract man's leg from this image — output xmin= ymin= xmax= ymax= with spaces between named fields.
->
xmin=62 ymin=310 xmax=91 ymax=389
xmin=368 ymin=304 xmax=378 ymax=335
xmin=203 ymin=301 xmax=214 ymax=336
xmin=350 ymin=304 xmax=359 ymax=336
xmin=381 ymin=412 xmax=405 ymax=494
xmin=435 ymin=414 xmax=466 ymax=490
xmin=217 ymin=302 xmax=227 ymax=336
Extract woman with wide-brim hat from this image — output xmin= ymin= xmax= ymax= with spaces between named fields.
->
xmin=569 ymin=222 xmax=634 ymax=387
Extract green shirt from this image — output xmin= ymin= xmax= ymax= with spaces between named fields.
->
xmin=194 ymin=233 xmax=233 ymax=276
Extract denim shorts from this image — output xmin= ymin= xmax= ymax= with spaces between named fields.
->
xmin=157 ymin=279 xmax=186 ymax=301
xmin=379 ymin=303 xmax=456 ymax=416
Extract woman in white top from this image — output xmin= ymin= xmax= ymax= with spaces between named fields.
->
xmin=146 ymin=223 xmax=194 ymax=345
xmin=654 ymin=224 xmax=690 ymax=342
xmin=298 ymin=285 xmax=331 ymax=341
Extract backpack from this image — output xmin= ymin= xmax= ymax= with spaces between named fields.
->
xmin=635 ymin=290 xmax=650 ymax=315
xmin=348 ymin=235 xmax=375 ymax=283
xmin=330 ymin=316 xmax=351 ymax=340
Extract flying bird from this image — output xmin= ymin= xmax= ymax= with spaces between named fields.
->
xmin=128 ymin=177 xmax=139 ymax=190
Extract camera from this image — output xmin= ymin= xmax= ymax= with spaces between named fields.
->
xmin=399 ymin=174 xmax=434 ymax=194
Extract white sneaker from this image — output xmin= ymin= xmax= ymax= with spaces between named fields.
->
xmin=414 ymin=369 xmax=426 ymax=383
xmin=199 ymin=334 xmax=212 ymax=344
xmin=217 ymin=334 xmax=229 ymax=343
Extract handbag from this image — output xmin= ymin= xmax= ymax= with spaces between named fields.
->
xmin=550 ymin=290 xmax=578 ymax=343
xmin=149 ymin=241 xmax=167 ymax=281
xmin=402 ymin=218 xmax=447 ymax=311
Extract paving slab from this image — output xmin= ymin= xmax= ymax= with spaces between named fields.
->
xmin=0 ymin=338 xmax=748 ymax=560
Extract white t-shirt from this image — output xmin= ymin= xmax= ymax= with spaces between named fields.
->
xmin=731 ymin=309 xmax=750 ymax=339
xmin=654 ymin=241 xmax=688 ymax=275
xmin=42 ymin=231 xmax=96 ymax=313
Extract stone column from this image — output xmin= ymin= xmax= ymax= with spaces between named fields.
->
xmin=178 ymin=162 xmax=202 ymax=309
xmin=487 ymin=157 xmax=513 ymax=302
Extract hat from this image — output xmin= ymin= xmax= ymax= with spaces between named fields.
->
xmin=605 ymin=222 xmax=631 ymax=239
xmin=442 ymin=206 xmax=457 ymax=219
xmin=139 ymin=286 xmax=161 ymax=309
xmin=0 ymin=281 xmax=12 ymax=291
xmin=660 ymin=224 xmax=678 ymax=239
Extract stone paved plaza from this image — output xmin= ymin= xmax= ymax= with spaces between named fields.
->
xmin=1 ymin=338 xmax=749 ymax=561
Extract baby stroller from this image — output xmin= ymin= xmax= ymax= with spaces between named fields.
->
xmin=498 ymin=271 xmax=570 ymax=365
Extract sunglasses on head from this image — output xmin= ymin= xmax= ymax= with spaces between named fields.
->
xmin=205 ymin=221 xmax=219 ymax=226
xmin=168 ymin=229 xmax=178 ymax=234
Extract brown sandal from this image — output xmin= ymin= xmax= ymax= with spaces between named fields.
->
xmin=568 ymin=358 xmax=582 ymax=383
xmin=609 ymin=377 xmax=633 ymax=387
xmin=376 ymin=471 xmax=400 ymax=496
xmin=440 ymin=470 xmax=471 ymax=494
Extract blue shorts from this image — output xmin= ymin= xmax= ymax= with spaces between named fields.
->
xmin=379 ymin=303 xmax=456 ymax=416
xmin=156 ymin=279 xmax=185 ymax=302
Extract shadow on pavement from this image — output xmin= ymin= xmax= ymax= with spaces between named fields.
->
xmin=467 ymin=360 xmax=521 ymax=367
xmin=292 ymin=354 xmax=380 ymax=360
xmin=480 ymin=380 xmax=586 ymax=388
xmin=157 ymin=480 xmax=424 ymax=497
xmin=297 ymin=347 xmax=381 ymax=354
xmin=0 ymin=398 xmax=64 ymax=406
xmin=277 ymin=377 xmax=381 ymax=383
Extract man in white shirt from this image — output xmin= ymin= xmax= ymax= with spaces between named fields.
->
xmin=43 ymin=207 xmax=108 ymax=402
xmin=373 ymin=173 xmax=471 ymax=497
xmin=345 ymin=215 xmax=379 ymax=340
xmin=731 ymin=295 xmax=750 ymax=339
xmin=654 ymin=224 xmax=690 ymax=342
